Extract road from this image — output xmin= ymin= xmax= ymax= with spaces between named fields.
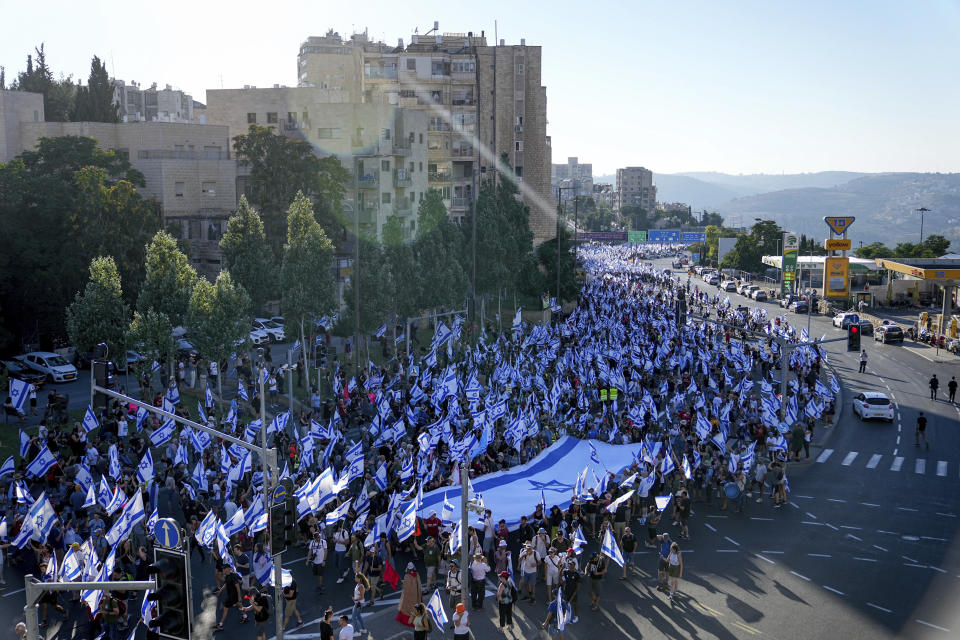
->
xmin=5 ymin=259 xmax=960 ymax=639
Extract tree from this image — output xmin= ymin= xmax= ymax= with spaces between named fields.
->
xmin=281 ymin=192 xmax=336 ymax=388
xmin=72 ymin=56 xmax=120 ymax=123
xmin=219 ymin=195 xmax=277 ymax=313
xmin=854 ymin=242 xmax=894 ymax=259
xmin=128 ymin=309 xmax=177 ymax=378
xmin=137 ymin=230 xmax=198 ymax=328
xmin=66 ymin=256 xmax=130 ymax=364
xmin=342 ymin=239 xmax=395 ymax=336
xmin=382 ymin=214 xmax=406 ymax=247
xmin=11 ymin=44 xmax=76 ymax=122
xmin=536 ymin=226 xmax=579 ymax=302
xmin=186 ymin=272 xmax=251 ymax=397
xmin=233 ymin=125 xmax=349 ymax=255
xmin=920 ymin=234 xmax=951 ymax=258
xmin=416 ymin=191 xmax=467 ymax=311
xmin=721 ymin=219 xmax=783 ymax=274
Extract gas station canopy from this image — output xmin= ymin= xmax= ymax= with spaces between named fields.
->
xmin=873 ymin=258 xmax=960 ymax=280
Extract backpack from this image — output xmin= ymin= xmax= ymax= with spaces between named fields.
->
xmin=510 ymin=583 xmax=518 ymax=603
xmin=254 ymin=595 xmax=270 ymax=622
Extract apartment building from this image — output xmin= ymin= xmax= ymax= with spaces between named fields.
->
xmin=552 ymin=156 xmax=593 ymax=201
xmin=112 ymin=79 xmax=205 ymax=124
xmin=205 ymin=87 xmax=429 ymax=241
xmin=296 ymin=27 xmax=555 ymax=243
xmin=616 ymin=166 xmax=657 ymax=212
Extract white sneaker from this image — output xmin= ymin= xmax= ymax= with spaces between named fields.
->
xmin=571 ymin=616 xmax=579 ymax=624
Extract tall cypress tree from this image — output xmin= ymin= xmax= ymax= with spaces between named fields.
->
xmin=73 ymin=56 xmax=120 ymax=123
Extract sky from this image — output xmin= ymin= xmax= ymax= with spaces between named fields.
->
xmin=3 ymin=0 xmax=959 ymax=175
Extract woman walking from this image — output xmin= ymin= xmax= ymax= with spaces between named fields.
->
xmin=496 ymin=570 xmax=516 ymax=629
xmin=667 ymin=542 xmax=684 ymax=601
xmin=396 ymin=562 xmax=422 ymax=626
xmin=412 ymin=603 xmax=433 ymax=640
xmin=351 ymin=573 xmax=369 ymax=635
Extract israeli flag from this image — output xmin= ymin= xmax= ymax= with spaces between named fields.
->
xmin=223 ymin=507 xmax=246 ymax=536
xmin=556 ymin=587 xmax=570 ymax=631
xmin=205 ymin=384 xmax=215 ymax=409
xmin=19 ymin=430 xmax=31 ymax=458
xmin=830 ymin=376 xmax=840 ymax=394
xmin=82 ymin=406 xmax=100 ymax=433
xmin=426 ymin=589 xmax=448 ymax=629
xmin=82 ymin=484 xmax=97 ymax=509
xmin=0 ymin=456 xmax=14 ymax=479
xmin=325 ymin=500 xmax=352 ymax=526
xmin=104 ymin=485 xmax=127 ymax=516
xmin=636 ymin=472 xmax=656 ymax=498
xmin=660 ymin=454 xmax=676 ymax=476
xmin=395 ymin=497 xmax=419 ymax=542
xmin=353 ymin=488 xmax=370 ymax=515
xmin=108 ymin=444 xmax=120 ymax=480
xmin=441 ymin=493 xmax=455 ymax=524
xmin=291 ymin=338 xmax=302 ymax=354
xmin=98 ymin=477 xmax=113 ymax=507
xmin=166 ymin=385 xmax=180 ymax=405
xmin=150 ymin=418 xmax=177 ymax=447
xmin=376 ymin=324 xmax=387 ymax=339
xmin=8 ymin=378 xmax=30 ymax=413
xmin=237 ymin=383 xmax=249 ymax=402
xmin=588 ymin=442 xmax=602 ymax=467
xmin=61 ymin=548 xmax=82 ymax=581
xmin=26 ymin=446 xmax=57 ymax=478
xmin=601 ymin=527 xmax=624 ymax=567
xmin=605 ymin=490 xmax=632 ymax=514
xmin=395 ymin=333 xmax=405 ymax=345
xmin=197 ymin=401 xmax=208 ymax=424
xmin=512 ymin=307 xmax=523 ymax=331
xmin=373 ymin=463 xmax=388 ymax=491
xmin=136 ymin=449 xmax=154 ymax=484
xmin=136 ymin=406 xmax=148 ymax=432
xmin=146 ymin=508 xmax=159 ymax=534
xmin=682 ymin=455 xmax=693 ymax=480
xmin=44 ymin=551 xmax=58 ymax=581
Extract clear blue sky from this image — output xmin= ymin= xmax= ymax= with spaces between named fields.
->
xmin=3 ymin=0 xmax=958 ymax=175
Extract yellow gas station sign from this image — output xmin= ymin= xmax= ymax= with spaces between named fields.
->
xmin=823 ymin=257 xmax=850 ymax=299
xmin=824 ymin=238 xmax=852 ymax=251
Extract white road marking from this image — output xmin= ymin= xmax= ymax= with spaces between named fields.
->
xmin=937 ymin=461 xmax=948 ymax=477
xmin=929 ymin=566 xmax=947 ymax=574
xmin=840 ymin=525 xmax=862 ymax=530
xmin=806 ymin=512 xmax=818 ymax=520
xmin=802 ymin=521 xmax=824 ymax=526
xmin=873 ymin=545 xmax=888 ymax=552
xmin=823 ymin=585 xmax=845 ymax=596
xmin=790 ymin=571 xmax=811 ymax=581
xmin=935 ymin=512 xmax=957 ymax=518
xmin=749 ymin=517 xmax=774 ymax=521
xmin=817 ymin=449 xmax=834 ymax=463
xmin=827 ymin=498 xmax=847 ymax=503
xmin=862 ymin=502 xmax=881 ymax=508
xmin=794 ymin=494 xmax=815 ymax=499
xmin=716 ymin=550 xmax=739 ymax=553
xmin=897 ymin=436 xmax=901 ymax=444
xmin=854 ymin=557 xmax=877 ymax=562
xmin=760 ymin=550 xmax=784 ymax=554
xmin=846 ymin=534 xmax=863 ymax=542
xmin=824 ymin=523 xmax=839 ymax=531
xmin=878 ymin=530 xmax=900 ymax=535
xmin=808 ymin=553 xmax=832 ymax=558
xmin=867 ymin=603 xmax=892 ymax=613
xmin=890 ymin=457 xmax=904 ymax=471
xmin=704 ymin=523 xmax=717 ymax=532
xmin=897 ymin=507 xmax=919 ymax=512
xmin=724 ymin=536 xmax=740 ymax=546
xmin=904 ymin=563 xmax=927 ymax=569
xmin=916 ymin=459 xmax=926 ymax=474
xmin=789 ymin=501 xmax=800 ymax=509
xmin=866 ymin=454 xmax=882 ymax=469
xmin=916 ymin=620 xmax=951 ymax=633
xmin=922 ymin=536 xmax=948 ymax=542
xmin=755 ymin=554 xmax=775 ymax=565
xmin=842 ymin=451 xmax=858 ymax=466
xmin=2 ymin=588 xmax=25 ymax=598
xmin=903 ymin=555 xmax=920 ymax=563
xmin=705 ymin=515 xmax=727 ymax=519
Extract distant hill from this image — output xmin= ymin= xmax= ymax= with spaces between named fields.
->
xmin=712 ymin=173 xmax=960 ymax=245
xmin=652 ymin=174 xmax=750 ymax=209
xmin=676 ymin=171 xmax=871 ymax=196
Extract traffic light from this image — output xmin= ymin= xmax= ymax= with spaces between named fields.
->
xmin=270 ymin=502 xmax=291 ymax=555
xmin=147 ymin=548 xmax=191 ymax=640
xmin=92 ymin=360 xmax=115 ymax=410
xmin=847 ymin=324 xmax=861 ymax=352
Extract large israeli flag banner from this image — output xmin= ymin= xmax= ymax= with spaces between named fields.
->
xmin=419 ymin=437 xmax=642 ymax=530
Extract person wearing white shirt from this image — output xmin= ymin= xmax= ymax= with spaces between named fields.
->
xmin=308 ymin=531 xmax=328 ymax=593
xmin=337 ymin=615 xmax=353 ymax=640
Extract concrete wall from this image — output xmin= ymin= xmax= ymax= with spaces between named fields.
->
xmin=0 ymin=90 xmax=44 ymax=162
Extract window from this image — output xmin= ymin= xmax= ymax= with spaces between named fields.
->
xmin=302 ymin=111 xmax=309 ymax=123
xmin=419 ymin=162 xmax=423 ymax=172
xmin=408 ymin=162 xmax=414 ymax=172
xmin=408 ymin=132 xmax=415 ymax=143
xmin=267 ymin=112 xmax=278 ymax=124
xmin=203 ymin=146 xmax=221 ymax=160
xmin=431 ymin=61 xmax=450 ymax=76
xmin=287 ymin=112 xmax=297 ymax=123
xmin=515 ymin=141 xmax=523 ymax=151
xmin=202 ymin=182 xmax=216 ymax=197
xmin=382 ymin=128 xmax=391 ymax=140
xmin=441 ymin=186 xmax=451 ymax=199
xmin=517 ymin=62 xmax=524 ymax=74
xmin=247 ymin=112 xmax=257 ymax=124
xmin=419 ymin=133 xmax=423 ymax=144
xmin=515 ymin=166 xmax=523 ymax=179
xmin=406 ymin=58 xmax=416 ymax=71
xmin=381 ymin=193 xmax=391 ymax=204
xmin=317 ymin=128 xmax=341 ymax=139
xmin=381 ymin=160 xmax=390 ymax=172
xmin=175 ymin=182 xmax=185 ymax=197
xmin=208 ymin=221 xmax=222 ymax=242
xmin=188 ymin=219 xmax=201 ymax=239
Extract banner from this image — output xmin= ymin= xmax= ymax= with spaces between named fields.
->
xmin=823 ymin=256 xmax=850 ymax=299
xmin=781 ymin=232 xmax=799 ymax=295
xmin=627 ymin=230 xmax=647 ymax=243
xmin=418 ymin=436 xmax=642 ymax=530
xmin=575 ymin=232 xmax=627 ymax=243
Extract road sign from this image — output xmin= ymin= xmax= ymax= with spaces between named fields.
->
xmin=823 ymin=216 xmax=855 ymax=235
xmin=273 ymin=485 xmax=287 ymax=505
xmin=155 ymin=518 xmax=182 ymax=549
xmin=824 ymin=238 xmax=852 ymax=250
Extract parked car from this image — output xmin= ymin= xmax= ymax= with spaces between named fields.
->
xmin=832 ymin=312 xmax=861 ymax=329
xmin=852 ymin=391 xmax=894 ymax=422
xmin=116 ymin=350 xmax=146 ymax=372
xmin=0 ymin=360 xmax=46 ymax=388
xmin=789 ymin=300 xmax=809 ymax=314
xmin=719 ymin=280 xmax=737 ymax=292
xmin=249 ymin=327 xmax=271 ymax=346
xmin=737 ymin=283 xmax=753 ymax=295
xmin=270 ymin=315 xmax=285 ymax=327
xmin=177 ymin=339 xmax=199 ymax=361
xmin=15 ymin=352 xmax=79 ymax=383
xmin=705 ymin=274 xmax=721 ymax=286
xmin=751 ymin=289 xmax=768 ymax=302
xmin=874 ymin=325 xmax=904 ymax=344
xmin=253 ymin=318 xmax=285 ymax=342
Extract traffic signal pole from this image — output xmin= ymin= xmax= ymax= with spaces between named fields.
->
xmin=259 ymin=361 xmax=284 ymax=640
xmin=24 ymin=576 xmax=157 ymax=640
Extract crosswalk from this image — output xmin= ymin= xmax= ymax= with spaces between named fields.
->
xmin=815 ymin=448 xmax=958 ymax=479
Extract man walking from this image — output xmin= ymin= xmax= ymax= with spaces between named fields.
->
xmin=858 ymin=349 xmax=868 ymax=374
xmin=916 ymin=412 xmax=929 ymax=450
xmin=948 ymin=376 xmax=957 ymax=403
xmin=929 ymin=374 xmax=939 ymax=401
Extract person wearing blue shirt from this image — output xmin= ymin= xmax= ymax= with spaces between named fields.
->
xmin=656 ymin=532 xmax=672 ymax=592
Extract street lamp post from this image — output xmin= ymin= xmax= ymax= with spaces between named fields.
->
xmin=917 ymin=207 xmax=930 ymax=244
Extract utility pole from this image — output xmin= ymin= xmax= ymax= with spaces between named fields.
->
xmin=260 ymin=357 xmax=284 ymax=640
xmin=459 ymin=462 xmax=470 ymax=608
xmin=916 ymin=207 xmax=930 ymax=244
xmin=354 ymin=162 xmax=361 ymax=376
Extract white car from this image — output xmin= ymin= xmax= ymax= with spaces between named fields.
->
xmin=705 ymin=274 xmax=721 ymax=285
xmin=833 ymin=312 xmax=860 ymax=329
xmin=249 ymin=327 xmax=271 ymax=346
xmin=16 ymin=351 xmax=79 ymax=383
xmin=720 ymin=280 xmax=737 ymax=292
xmin=253 ymin=318 xmax=285 ymax=342
xmin=852 ymin=391 xmax=894 ymax=422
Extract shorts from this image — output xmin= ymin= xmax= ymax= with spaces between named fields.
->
xmin=589 ymin=578 xmax=602 ymax=595
xmin=658 ymin=559 xmax=669 ymax=573
xmin=522 ymin=572 xmax=536 ymax=586
xmin=426 ymin=566 xmax=437 ymax=582
xmin=312 ymin=563 xmax=325 ymax=576
xmin=255 ymin=620 xmax=266 ymax=636
xmin=546 ymin=572 xmax=559 ymax=587
xmin=668 ymin=564 xmax=681 ymax=578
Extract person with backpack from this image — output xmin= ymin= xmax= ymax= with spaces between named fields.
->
xmin=282 ymin=578 xmax=303 ymax=629
xmin=496 ymin=570 xmax=517 ymax=629
xmin=412 ymin=602 xmax=433 ymax=640
xmin=242 ymin=587 xmax=271 ymax=640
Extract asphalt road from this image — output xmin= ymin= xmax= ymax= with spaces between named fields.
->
xmin=5 ymin=260 xmax=960 ymax=640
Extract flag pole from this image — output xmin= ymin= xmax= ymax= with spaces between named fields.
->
xmin=460 ymin=460 xmax=470 ymax=608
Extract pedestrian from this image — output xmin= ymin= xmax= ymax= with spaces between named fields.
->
xmin=518 ymin=541 xmax=540 ymax=602
xmin=214 ymin=564 xmax=246 ymax=631
xmin=620 ymin=527 xmax=638 ymax=579
xmin=421 ymin=536 xmax=441 ymax=591
xmin=542 ymin=586 xmax=573 ymax=640
xmin=445 ymin=560 xmax=462 ymax=611
xmin=644 ymin=505 xmax=660 ymax=548
xmin=561 ymin=560 xmax=581 ymax=624
xmin=308 ymin=530 xmax=328 ymax=593
xmin=666 ymin=541 xmax=684 ymax=602
xmin=916 ymin=412 xmax=929 ymax=449
xmin=397 ymin=562 xmax=422 ymax=626
xmin=676 ymin=489 xmax=692 ymax=538
xmin=930 ymin=374 xmax=939 ymax=401
xmin=858 ymin=349 xmax=867 ymax=374
xmin=949 ymin=376 xmax=957 ymax=403
xmin=351 ymin=573 xmax=369 ymax=635
xmin=29 ymin=384 xmax=37 ymax=416
xmin=412 ymin=602 xmax=433 ymax=640
xmin=496 ymin=570 xmax=516 ymax=629
xmin=318 ymin=607 xmax=335 ymax=640
xmin=337 ymin=614 xmax=354 ymax=640
xmin=281 ymin=578 xmax=303 ymax=629
xmin=452 ymin=602 xmax=470 ymax=639
xmin=656 ymin=532 xmax=672 ymax=591
xmin=242 ymin=588 xmax=271 ymax=640
xmin=469 ymin=552 xmax=489 ymax=610
xmin=586 ymin=552 xmax=607 ymax=611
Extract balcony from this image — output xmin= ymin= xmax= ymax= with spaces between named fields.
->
xmin=428 ymin=171 xmax=452 ymax=183
xmin=392 ymin=142 xmax=412 ymax=157
xmin=454 ymin=172 xmax=474 ymax=183
xmin=394 ymin=198 xmax=413 ymax=215
xmin=394 ymin=170 xmax=412 ymax=188
xmin=358 ymin=205 xmax=379 ymax=224
xmin=357 ymin=173 xmax=379 ymax=189
xmin=428 ymin=122 xmax=452 ymax=132
xmin=452 ymin=146 xmax=474 ymax=158
xmin=452 ymin=97 xmax=475 ymax=106
xmin=452 ymin=197 xmax=470 ymax=209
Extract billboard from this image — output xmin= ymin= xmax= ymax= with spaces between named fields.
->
xmin=648 ymin=229 xmax=681 ymax=243
xmin=823 ymin=257 xmax=850 ymax=299
xmin=781 ymin=232 xmax=799 ymax=295
xmin=718 ymin=237 xmax=737 ymax=264
xmin=681 ymin=231 xmax=707 ymax=243
xmin=576 ymin=231 xmax=627 ymax=242
xmin=627 ymin=230 xmax=648 ymax=243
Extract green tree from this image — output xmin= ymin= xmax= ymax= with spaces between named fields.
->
xmin=219 ymin=195 xmax=277 ymax=313
xmin=536 ymin=226 xmax=578 ymax=302
xmin=128 ymin=309 xmax=177 ymax=377
xmin=382 ymin=214 xmax=406 ymax=246
xmin=281 ymin=192 xmax=335 ymax=388
xmin=233 ymin=125 xmax=349 ymax=254
xmin=10 ymin=44 xmax=76 ymax=122
xmin=66 ymin=256 xmax=130 ymax=364
xmin=72 ymin=56 xmax=120 ymax=123
xmin=416 ymin=191 xmax=467 ymax=311
xmin=920 ymin=234 xmax=951 ymax=257
xmin=855 ymin=242 xmax=894 ymax=259
xmin=137 ymin=230 xmax=198 ymax=328
xmin=186 ymin=272 xmax=251 ymax=397
xmin=342 ymin=239 xmax=395 ymax=336
xmin=721 ymin=219 xmax=783 ymax=273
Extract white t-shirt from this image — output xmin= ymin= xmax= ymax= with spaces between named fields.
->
xmin=334 ymin=529 xmax=349 ymax=553
xmin=338 ymin=624 xmax=354 ymax=640
xmin=520 ymin=549 xmax=539 ymax=574
xmin=453 ymin=610 xmax=469 ymax=634
xmin=310 ymin=538 xmax=327 ymax=565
